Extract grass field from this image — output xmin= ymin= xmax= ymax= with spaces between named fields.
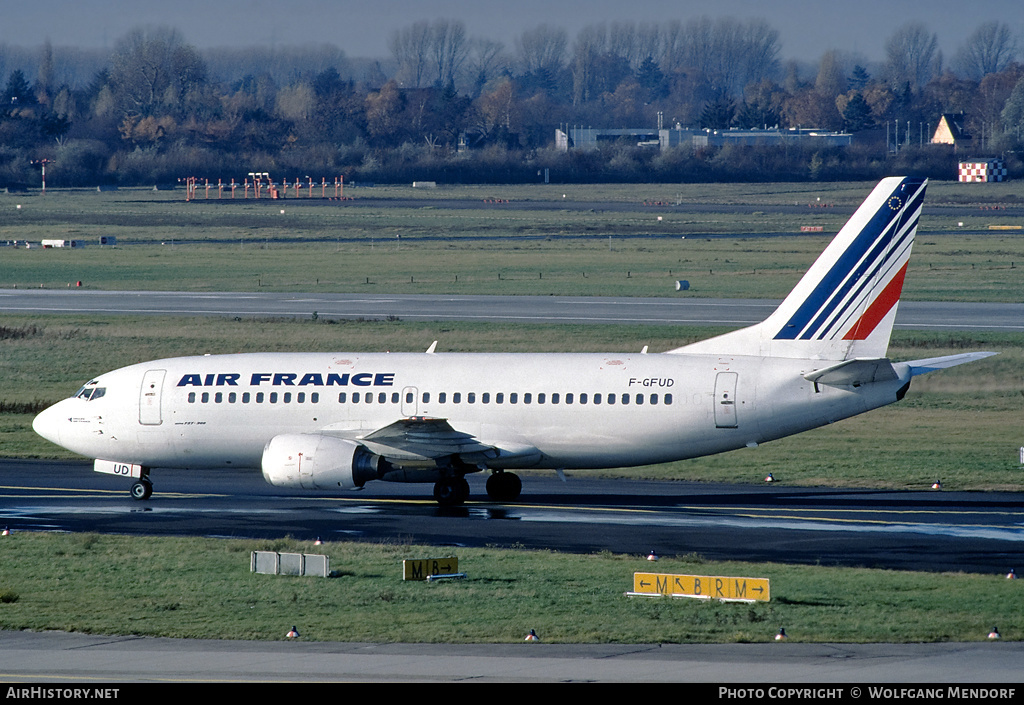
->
xmin=0 ymin=533 xmax=1019 ymax=643
xmin=2 ymin=184 xmax=1023 ymax=300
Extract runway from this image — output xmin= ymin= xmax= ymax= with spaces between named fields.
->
xmin=2 ymin=289 xmax=1023 ymax=331
xmin=3 ymin=460 xmax=1021 ymax=575
xmin=3 ymin=459 xmax=1023 ymax=682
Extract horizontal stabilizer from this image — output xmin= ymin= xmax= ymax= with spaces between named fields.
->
xmin=804 ymin=358 xmax=898 ymax=386
xmin=905 ymin=352 xmax=999 ymax=377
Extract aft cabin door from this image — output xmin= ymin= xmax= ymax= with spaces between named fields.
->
xmin=139 ymin=369 xmax=166 ymax=426
xmin=714 ymin=372 xmax=739 ymax=428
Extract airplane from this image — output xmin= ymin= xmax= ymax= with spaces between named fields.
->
xmin=32 ymin=176 xmax=996 ymax=506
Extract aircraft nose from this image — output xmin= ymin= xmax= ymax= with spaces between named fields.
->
xmin=32 ymin=403 xmax=65 ymax=446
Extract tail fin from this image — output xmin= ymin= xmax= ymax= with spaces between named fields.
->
xmin=671 ymin=177 xmax=927 ymax=361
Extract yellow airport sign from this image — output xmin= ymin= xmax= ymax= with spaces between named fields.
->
xmin=403 ymin=557 xmax=459 ymax=581
xmin=632 ymin=572 xmax=770 ymax=602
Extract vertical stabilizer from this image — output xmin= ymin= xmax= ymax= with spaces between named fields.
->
xmin=671 ymin=177 xmax=927 ymax=361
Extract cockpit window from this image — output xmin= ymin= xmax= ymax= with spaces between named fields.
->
xmin=74 ymin=384 xmax=106 ymax=401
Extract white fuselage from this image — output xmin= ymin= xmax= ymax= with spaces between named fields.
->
xmin=33 ymin=351 xmax=912 ymax=473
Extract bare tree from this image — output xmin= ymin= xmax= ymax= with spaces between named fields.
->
xmin=516 ymin=24 xmax=568 ymax=76
xmin=389 ymin=20 xmax=431 ymax=88
xmin=954 ymin=21 xmax=1018 ymax=81
xmin=431 ymin=19 xmax=469 ymax=87
xmin=467 ymin=38 xmax=507 ymax=91
xmin=884 ymin=22 xmax=939 ymax=91
xmin=108 ymin=27 xmax=207 ymax=116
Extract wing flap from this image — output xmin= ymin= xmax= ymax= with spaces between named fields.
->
xmin=358 ymin=417 xmax=496 ymax=461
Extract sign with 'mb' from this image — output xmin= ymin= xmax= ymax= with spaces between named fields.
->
xmin=632 ymin=572 xmax=770 ymax=602
xmin=403 ymin=557 xmax=459 ymax=581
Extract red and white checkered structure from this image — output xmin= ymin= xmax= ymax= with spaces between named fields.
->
xmin=959 ymin=159 xmax=1007 ymax=182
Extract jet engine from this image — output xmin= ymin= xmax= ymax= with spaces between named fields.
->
xmin=261 ymin=434 xmax=384 ymax=490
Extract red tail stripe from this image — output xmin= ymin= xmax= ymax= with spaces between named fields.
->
xmin=842 ymin=263 xmax=908 ymax=341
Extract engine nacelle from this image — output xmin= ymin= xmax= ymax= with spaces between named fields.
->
xmin=261 ymin=434 xmax=383 ymax=490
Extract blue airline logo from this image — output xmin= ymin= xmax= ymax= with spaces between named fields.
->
xmin=177 ymin=372 xmax=396 ymax=387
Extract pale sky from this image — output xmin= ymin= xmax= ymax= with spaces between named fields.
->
xmin=1 ymin=0 xmax=1022 ymax=63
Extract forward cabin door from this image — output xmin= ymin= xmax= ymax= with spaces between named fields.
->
xmin=714 ymin=372 xmax=739 ymax=429
xmin=139 ymin=369 xmax=166 ymax=425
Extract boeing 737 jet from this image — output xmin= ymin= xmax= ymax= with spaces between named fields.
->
xmin=33 ymin=177 xmax=995 ymax=505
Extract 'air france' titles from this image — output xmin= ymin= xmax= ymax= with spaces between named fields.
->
xmin=177 ymin=372 xmax=396 ymax=388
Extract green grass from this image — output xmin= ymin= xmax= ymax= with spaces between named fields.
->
xmin=0 ymin=533 xmax=1018 ymax=643
xmin=3 ymin=185 xmax=1023 ymax=300
xmin=1 ymin=316 xmax=1019 ymax=491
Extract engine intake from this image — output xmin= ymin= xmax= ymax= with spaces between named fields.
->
xmin=261 ymin=434 xmax=383 ymax=489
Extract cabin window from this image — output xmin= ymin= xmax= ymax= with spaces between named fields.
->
xmin=391 ymin=392 xmax=399 ymax=403
xmin=422 ymin=392 xmax=431 ymax=403
xmin=482 ymin=392 xmax=490 ymax=404
xmin=214 ymin=392 xmax=223 ymax=403
xmin=496 ymin=392 xmax=504 ymax=404
xmin=229 ymin=392 xmax=237 ymax=403
xmin=242 ymin=392 xmax=251 ymax=403
xmin=283 ymin=392 xmax=292 ymax=403
xmin=664 ymin=393 xmax=673 ymax=405
xmin=269 ymin=392 xmax=278 ymax=403
xmin=649 ymin=394 xmax=657 ymax=405
xmin=453 ymin=392 xmax=462 ymax=404
xmin=537 ymin=393 xmax=546 ymax=404
xmin=311 ymin=392 xmax=319 ymax=403
xmin=552 ymin=393 xmax=560 ymax=404
xmin=468 ymin=392 xmax=476 ymax=403
xmin=201 ymin=392 xmax=210 ymax=403
xmin=405 ymin=392 xmax=414 ymax=403
xmin=510 ymin=392 xmax=518 ymax=404
xmin=338 ymin=392 xmax=347 ymax=403
xmin=635 ymin=393 xmax=643 ymax=405
xmin=593 ymin=393 xmax=600 ymax=404
xmin=439 ymin=392 xmax=447 ymax=403
xmin=297 ymin=392 xmax=305 ymax=403
xmin=378 ymin=392 xmax=387 ymax=403
xmin=188 ymin=392 xmax=196 ymax=403
xmin=579 ymin=393 xmax=587 ymax=404
xmin=524 ymin=393 xmax=532 ymax=404
xmin=256 ymin=392 xmax=265 ymax=403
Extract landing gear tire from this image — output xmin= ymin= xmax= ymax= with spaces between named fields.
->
xmin=486 ymin=472 xmax=522 ymax=502
xmin=433 ymin=477 xmax=470 ymax=506
xmin=130 ymin=479 xmax=153 ymax=501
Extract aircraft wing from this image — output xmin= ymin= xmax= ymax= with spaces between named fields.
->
xmin=355 ymin=417 xmax=499 ymax=462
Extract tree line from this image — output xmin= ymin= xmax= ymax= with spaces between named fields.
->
xmin=2 ymin=18 xmax=1023 ymax=187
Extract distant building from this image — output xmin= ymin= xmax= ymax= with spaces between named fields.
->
xmin=556 ymin=126 xmax=852 ymax=152
xmin=932 ymin=114 xmax=972 ymax=150
xmin=958 ymin=157 xmax=1007 ymax=182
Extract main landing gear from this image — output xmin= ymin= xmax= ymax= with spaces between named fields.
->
xmin=130 ymin=467 xmax=153 ymax=500
xmin=486 ymin=471 xmax=522 ymax=502
xmin=431 ymin=471 xmax=523 ymax=506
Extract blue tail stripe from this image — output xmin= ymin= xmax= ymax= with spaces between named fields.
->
xmin=816 ymin=222 xmax=915 ymax=339
xmin=805 ymin=188 xmax=923 ymax=340
xmin=774 ymin=179 xmax=924 ymax=341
